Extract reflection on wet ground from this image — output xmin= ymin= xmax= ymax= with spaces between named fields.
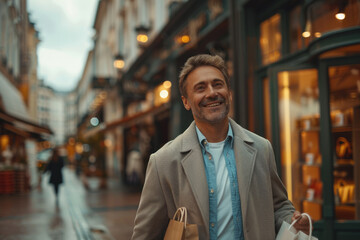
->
xmin=0 ymin=168 xmax=141 ymax=240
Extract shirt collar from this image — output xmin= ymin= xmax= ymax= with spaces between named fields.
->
xmin=195 ymin=122 xmax=234 ymax=148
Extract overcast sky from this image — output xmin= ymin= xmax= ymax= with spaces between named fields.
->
xmin=27 ymin=0 xmax=99 ymax=92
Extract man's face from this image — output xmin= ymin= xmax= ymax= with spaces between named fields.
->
xmin=181 ymin=66 xmax=232 ymax=125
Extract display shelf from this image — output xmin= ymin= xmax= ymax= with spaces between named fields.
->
xmin=332 ymin=126 xmax=352 ymax=133
xmin=334 ymin=159 xmax=354 ymax=166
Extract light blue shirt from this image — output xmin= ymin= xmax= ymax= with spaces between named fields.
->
xmin=196 ymin=124 xmax=244 ymax=240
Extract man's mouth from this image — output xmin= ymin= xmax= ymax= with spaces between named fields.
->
xmin=206 ymin=102 xmax=221 ymax=107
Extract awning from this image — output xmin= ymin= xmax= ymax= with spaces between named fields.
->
xmin=104 ymin=103 xmax=170 ymax=131
xmin=0 ymin=74 xmax=52 ymax=139
xmin=0 ymin=110 xmax=53 ymax=139
xmin=80 ymin=103 xmax=170 ymax=139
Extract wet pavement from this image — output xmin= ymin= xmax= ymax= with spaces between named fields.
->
xmin=0 ymin=168 xmax=141 ymax=240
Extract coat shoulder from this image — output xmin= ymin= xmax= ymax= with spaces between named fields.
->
xmin=151 ymin=132 xmax=184 ymax=162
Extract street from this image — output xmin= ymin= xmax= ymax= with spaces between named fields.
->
xmin=0 ymin=168 xmax=141 ymax=240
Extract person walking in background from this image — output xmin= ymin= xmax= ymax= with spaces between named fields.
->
xmin=44 ymin=147 xmax=64 ymax=204
xmin=126 ymin=147 xmax=144 ymax=185
xmin=131 ymin=54 xmax=311 ymax=239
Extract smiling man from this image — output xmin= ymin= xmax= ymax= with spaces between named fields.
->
xmin=131 ymin=54 xmax=311 ymax=240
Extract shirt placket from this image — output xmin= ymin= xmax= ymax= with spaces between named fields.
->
xmin=202 ymin=140 xmax=218 ymax=240
xmin=224 ymin=139 xmax=244 ymax=239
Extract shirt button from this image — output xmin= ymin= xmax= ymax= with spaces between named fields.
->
xmin=210 ymin=189 xmax=214 ymax=194
xmin=208 ymin=155 xmax=212 ymax=160
xmin=204 ymin=141 xmax=207 ymax=145
xmin=211 ymin=223 xmax=215 ymax=228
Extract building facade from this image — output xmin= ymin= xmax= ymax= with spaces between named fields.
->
xmin=236 ymin=0 xmax=360 ymax=238
xmin=0 ymin=0 xmax=52 ymax=192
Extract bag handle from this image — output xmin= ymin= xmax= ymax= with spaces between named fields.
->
xmin=289 ymin=213 xmax=313 ymax=239
xmin=173 ymin=207 xmax=188 ymax=228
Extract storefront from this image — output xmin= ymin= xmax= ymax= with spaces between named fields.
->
xmin=239 ymin=0 xmax=360 ymax=238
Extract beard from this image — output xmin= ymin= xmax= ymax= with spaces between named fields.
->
xmin=192 ymin=95 xmax=230 ymax=124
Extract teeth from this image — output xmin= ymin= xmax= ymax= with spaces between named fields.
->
xmin=207 ymin=103 xmax=220 ymax=107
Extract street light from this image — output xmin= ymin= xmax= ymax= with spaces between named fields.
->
xmin=135 ymin=25 xmax=150 ymax=46
xmin=114 ymin=54 xmax=125 ymax=70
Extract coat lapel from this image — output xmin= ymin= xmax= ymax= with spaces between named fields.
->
xmin=230 ymin=119 xmax=257 ymax=226
xmin=178 ymin=119 xmax=256 ymax=235
xmin=180 ymin=122 xmax=209 ymax=234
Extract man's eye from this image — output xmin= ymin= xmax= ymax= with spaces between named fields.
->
xmin=195 ymin=86 xmax=204 ymax=91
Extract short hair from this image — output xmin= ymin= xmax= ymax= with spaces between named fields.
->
xmin=179 ymin=54 xmax=230 ymax=97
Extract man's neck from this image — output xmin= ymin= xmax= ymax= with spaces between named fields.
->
xmin=195 ymin=118 xmax=229 ymax=143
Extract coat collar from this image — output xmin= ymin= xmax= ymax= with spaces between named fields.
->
xmin=179 ymin=118 xmax=257 ymax=232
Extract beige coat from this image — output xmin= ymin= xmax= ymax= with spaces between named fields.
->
xmin=131 ymin=119 xmax=295 ymax=240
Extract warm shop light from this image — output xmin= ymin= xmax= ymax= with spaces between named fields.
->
xmin=314 ymin=32 xmax=321 ymax=38
xmin=302 ymin=19 xmax=311 ymax=38
xmin=282 ymin=72 xmax=293 ymax=201
xmin=163 ymin=80 xmax=172 ymax=89
xmin=302 ymin=31 xmax=311 ymax=38
xmin=160 ymin=89 xmax=169 ymax=99
xmin=137 ymin=34 xmax=148 ymax=43
xmin=114 ymin=59 xmax=125 ymax=69
xmin=181 ymin=35 xmax=190 ymax=43
xmin=335 ymin=12 xmax=346 ymax=20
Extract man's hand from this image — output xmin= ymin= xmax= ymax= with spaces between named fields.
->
xmin=291 ymin=211 xmax=312 ymax=235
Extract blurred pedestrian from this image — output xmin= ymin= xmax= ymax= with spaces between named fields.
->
xmin=126 ymin=148 xmax=144 ymax=185
xmin=44 ymin=147 xmax=64 ymax=203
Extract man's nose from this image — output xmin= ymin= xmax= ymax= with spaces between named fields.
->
xmin=206 ymin=85 xmax=217 ymax=97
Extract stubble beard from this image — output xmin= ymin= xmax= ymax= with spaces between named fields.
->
xmin=194 ymin=97 xmax=230 ymax=124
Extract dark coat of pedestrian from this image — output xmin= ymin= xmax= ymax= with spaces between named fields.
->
xmin=44 ymin=148 xmax=64 ymax=202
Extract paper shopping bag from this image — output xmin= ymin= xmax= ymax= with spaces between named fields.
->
xmin=276 ymin=213 xmax=318 ymax=240
xmin=164 ymin=207 xmax=199 ymax=240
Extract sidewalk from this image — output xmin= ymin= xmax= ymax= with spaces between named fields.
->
xmin=0 ymin=168 xmax=141 ymax=240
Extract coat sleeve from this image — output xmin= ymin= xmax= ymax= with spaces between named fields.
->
xmin=267 ymin=140 xmax=295 ymax=232
xmin=131 ymin=154 xmax=169 ymax=240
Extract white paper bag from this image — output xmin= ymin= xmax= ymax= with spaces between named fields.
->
xmin=276 ymin=213 xmax=318 ymax=240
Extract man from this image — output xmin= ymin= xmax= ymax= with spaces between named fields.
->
xmin=131 ymin=54 xmax=311 ymax=239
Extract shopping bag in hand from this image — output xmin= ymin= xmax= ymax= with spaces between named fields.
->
xmin=164 ymin=207 xmax=199 ymax=240
xmin=276 ymin=213 xmax=318 ymax=240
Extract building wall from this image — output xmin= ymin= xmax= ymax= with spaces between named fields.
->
xmin=27 ymin=22 xmax=40 ymax=121
xmin=64 ymin=91 xmax=77 ymax=138
xmin=49 ymin=92 xmax=66 ymax=146
xmin=0 ymin=0 xmax=22 ymax=81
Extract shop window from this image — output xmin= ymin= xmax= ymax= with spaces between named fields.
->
xmin=329 ymin=64 xmax=360 ymax=220
xmin=290 ymin=0 xmax=360 ymax=52
xmin=278 ymin=69 xmax=323 ymax=221
xmin=263 ymin=77 xmax=272 ymax=142
xmin=260 ymin=14 xmax=282 ymax=65
xmin=320 ymin=44 xmax=360 ymax=59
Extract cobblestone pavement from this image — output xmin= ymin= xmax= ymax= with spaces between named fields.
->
xmin=0 ymin=168 xmax=141 ymax=240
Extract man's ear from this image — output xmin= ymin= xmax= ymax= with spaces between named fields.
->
xmin=181 ymin=96 xmax=191 ymax=110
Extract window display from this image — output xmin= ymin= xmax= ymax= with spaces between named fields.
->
xmin=277 ymin=69 xmax=323 ymax=220
xmin=329 ymin=64 xmax=360 ymax=220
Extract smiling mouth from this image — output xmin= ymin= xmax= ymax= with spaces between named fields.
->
xmin=205 ymin=102 xmax=221 ymax=107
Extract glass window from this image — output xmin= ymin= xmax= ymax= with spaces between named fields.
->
xmin=260 ymin=14 xmax=282 ymax=65
xmin=290 ymin=0 xmax=360 ymax=52
xmin=329 ymin=63 xmax=360 ymax=220
xmin=263 ymin=77 xmax=272 ymax=142
xmin=278 ymin=69 xmax=323 ymax=221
